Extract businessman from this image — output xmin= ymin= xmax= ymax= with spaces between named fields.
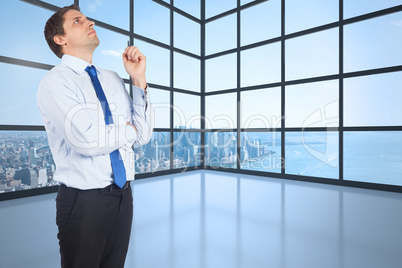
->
xmin=37 ymin=4 xmax=152 ymax=267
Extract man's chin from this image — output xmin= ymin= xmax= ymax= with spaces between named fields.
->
xmin=90 ymin=38 xmax=100 ymax=48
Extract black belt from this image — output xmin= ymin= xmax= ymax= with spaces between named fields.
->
xmin=59 ymin=181 xmax=131 ymax=192
xmin=102 ymin=181 xmax=131 ymax=192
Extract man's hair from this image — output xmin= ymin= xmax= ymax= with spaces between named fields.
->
xmin=44 ymin=4 xmax=81 ymax=59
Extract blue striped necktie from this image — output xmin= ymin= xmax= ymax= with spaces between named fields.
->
xmin=85 ymin=65 xmax=126 ymax=188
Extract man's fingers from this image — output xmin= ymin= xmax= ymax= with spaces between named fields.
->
xmin=123 ymin=46 xmax=146 ymax=65
xmin=126 ymin=46 xmax=138 ymax=61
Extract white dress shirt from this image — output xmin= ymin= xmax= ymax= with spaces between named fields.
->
xmin=37 ymin=54 xmax=153 ymax=190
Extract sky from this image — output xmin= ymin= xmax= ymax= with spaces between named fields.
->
xmin=2 ymin=0 xmax=402 ymax=129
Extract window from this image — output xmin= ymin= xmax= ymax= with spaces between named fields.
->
xmin=173 ymin=132 xmax=201 ymax=168
xmin=285 ymin=132 xmax=339 ymax=179
xmin=134 ymin=39 xmax=170 ymax=87
xmin=80 ymin=0 xmax=129 ymax=30
xmin=241 ymin=88 xmax=281 ymax=129
xmin=344 ymin=72 xmax=402 ymax=127
xmin=174 ymin=52 xmax=200 ymax=92
xmin=206 ymin=132 xmax=237 ymax=168
xmin=285 ymin=0 xmax=339 ymax=34
xmin=206 ymin=53 xmax=237 ymax=92
xmin=241 ymin=42 xmax=281 ymax=87
xmin=286 ymin=28 xmax=339 ymax=81
xmin=344 ymin=11 xmax=402 ymax=72
xmin=0 ymin=131 xmax=56 ymax=193
xmin=241 ymin=0 xmax=281 ymax=46
xmin=150 ymin=89 xmax=170 ymax=129
xmin=206 ymin=93 xmax=237 ymax=129
xmin=206 ymin=14 xmax=237 ymax=55
xmin=285 ymin=80 xmax=339 ymax=128
xmin=344 ymin=0 xmax=402 ymax=19
xmin=205 ymin=0 xmax=237 ymax=19
xmin=241 ymin=132 xmax=282 ymax=173
xmin=174 ymin=12 xmax=200 ymax=55
xmin=344 ymin=131 xmax=402 ymax=186
xmin=42 ymin=0 xmax=73 ymax=7
xmin=0 ymin=1 xmax=58 ymax=65
xmin=174 ymin=0 xmax=201 ymax=19
xmin=134 ymin=132 xmax=171 ymax=174
xmin=134 ymin=0 xmax=170 ymax=44
xmin=174 ymin=93 xmax=201 ymax=129
xmin=2 ymin=0 xmax=401 ymax=199
xmin=0 ymin=63 xmax=47 ymax=125
xmin=93 ymin=28 xmax=130 ymax=79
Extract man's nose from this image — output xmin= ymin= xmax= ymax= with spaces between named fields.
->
xmin=88 ymin=20 xmax=95 ymax=28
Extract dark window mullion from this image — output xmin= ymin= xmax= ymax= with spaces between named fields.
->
xmin=339 ymin=0 xmax=344 ymax=181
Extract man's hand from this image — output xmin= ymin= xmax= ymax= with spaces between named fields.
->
xmin=123 ymin=46 xmax=147 ymax=89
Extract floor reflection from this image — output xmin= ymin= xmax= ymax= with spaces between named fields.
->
xmin=128 ymin=170 xmax=402 ymax=268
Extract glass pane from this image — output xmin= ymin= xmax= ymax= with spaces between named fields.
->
xmin=174 ymin=93 xmax=200 ymax=129
xmin=0 ymin=1 xmax=59 ymax=65
xmin=206 ymin=53 xmax=237 ymax=92
xmin=0 ymin=63 xmax=47 ymax=125
xmin=134 ymin=132 xmax=170 ymax=173
xmin=174 ymin=0 xmax=200 ymax=19
xmin=135 ymin=39 xmax=170 ymax=86
xmin=240 ymin=132 xmax=282 ymax=173
xmin=344 ymin=72 xmax=402 ymax=127
xmin=205 ymin=0 xmax=237 ymax=19
xmin=174 ymin=12 xmax=200 ymax=55
xmin=241 ymin=0 xmax=281 ymax=46
xmin=80 ymin=0 xmax=129 ymax=30
xmin=134 ymin=0 xmax=170 ymax=44
xmin=151 ymin=88 xmax=170 ymax=129
xmin=174 ymin=53 xmax=200 ymax=92
xmin=206 ymin=93 xmax=237 ymax=129
xmin=285 ymin=80 xmax=339 ymax=128
xmin=241 ymin=42 xmax=281 ymax=87
xmin=344 ymin=0 xmax=402 ymax=19
xmin=0 ymin=131 xmax=56 ymax=193
xmin=206 ymin=14 xmax=237 ymax=55
xmin=42 ymin=0 xmax=73 ymax=7
xmin=286 ymin=28 xmax=339 ymax=81
xmin=93 ymin=28 xmax=129 ymax=79
xmin=205 ymin=132 xmax=237 ymax=168
xmin=285 ymin=0 xmax=339 ymax=34
xmin=344 ymin=131 xmax=402 ymax=186
xmin=173 ymin=132 xmax=201 ymax=168
xmin=344 ymin=12 xmax=402 ymax=73
xmin=241 ymin=0 xmax=255 ymax=5
xmin=241 ymin=88 xmax=282 ymax=129
xmin=285 ymin=132 xmax=339 ymax=179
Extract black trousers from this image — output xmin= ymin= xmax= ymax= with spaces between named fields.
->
xmin=56 ymin=182 xmax=133 ymax=268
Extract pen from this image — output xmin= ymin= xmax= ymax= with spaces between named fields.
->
xmin=127 ymin=40 xmax=130 ymax=47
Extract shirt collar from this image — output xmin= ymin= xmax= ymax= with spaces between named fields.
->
xmin=61 ymin=54 xmax=99 ymax=75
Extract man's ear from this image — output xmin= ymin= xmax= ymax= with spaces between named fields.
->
xmin=54 ymin=35 xmax=66 ymax=46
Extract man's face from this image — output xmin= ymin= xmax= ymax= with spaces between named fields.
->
xmin=60 ymin=9 xmax=100 ymax=54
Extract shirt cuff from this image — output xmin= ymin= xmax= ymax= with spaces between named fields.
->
xmin=132 ymin=85 xmax=149 ymax=106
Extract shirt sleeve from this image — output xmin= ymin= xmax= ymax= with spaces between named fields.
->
xmin=37 ymin=73 xmax=137 ymax=157
xmin=130 ymin=85 xmax=153 ymax=145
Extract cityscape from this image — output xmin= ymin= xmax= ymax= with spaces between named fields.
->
xmin=0 ymin=130 xmax=285 ymax=194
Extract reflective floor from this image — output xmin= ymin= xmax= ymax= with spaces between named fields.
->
xmin=126 ymin=170 xmax=402 ymax=268
xmin=1 ymin=170 xmax=402 ymax=268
